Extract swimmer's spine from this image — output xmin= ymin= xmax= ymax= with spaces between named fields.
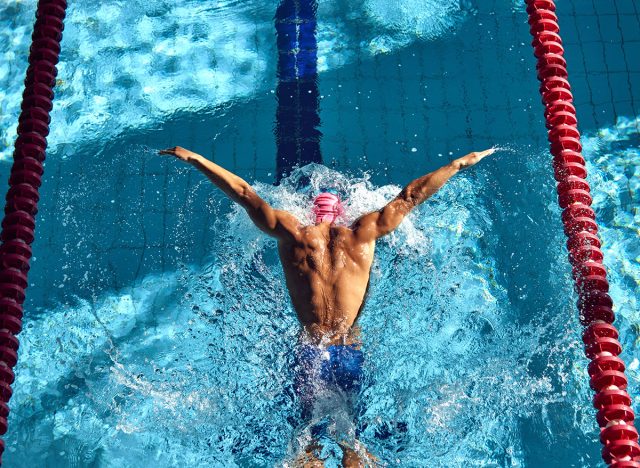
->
xmin=0 ymin=0 xmax=67 ymax=462
xmin=525 ymin=0 xmax=640 ymax=465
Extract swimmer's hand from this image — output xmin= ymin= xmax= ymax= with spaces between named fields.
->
xmin=158 ymin=146 xmax=198 ymax=163
xmin=454 ymin=148 xmax=496 ymax=169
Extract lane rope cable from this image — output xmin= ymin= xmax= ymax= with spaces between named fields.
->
xmin=525 ymin=1 xmax=640 ymax=466
xmin=0 ymin=0 xmax=67 ymax=462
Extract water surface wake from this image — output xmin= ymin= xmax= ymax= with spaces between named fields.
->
xmin=8 ymin=164 xmax=561 ymax=466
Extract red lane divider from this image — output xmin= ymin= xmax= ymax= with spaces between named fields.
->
xmin=0 ymin=0 xmax=67 ymax=463
xmin=525 ymin=0 xmax=639 ymax=465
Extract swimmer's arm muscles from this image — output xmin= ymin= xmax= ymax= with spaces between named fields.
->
xmin=352 ymin=150 xmax=494 ymax=240
xmin=353 ymin=161 xmax=462 ymax=240
xmin=160 ymin=147 xmax=299 ymax=240
xmin=191 ymin=154 xmax=301 ymax=240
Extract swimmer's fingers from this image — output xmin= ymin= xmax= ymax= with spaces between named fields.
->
xmin=158 ymin=147 xmax=179 ymax=156
xmin=158 ymin=146 xmax=192 ymax=162
xmin=476 ymin=148 xmax=497 ymax=159
xmin=456 ymin=148 xmax=494 ymax=169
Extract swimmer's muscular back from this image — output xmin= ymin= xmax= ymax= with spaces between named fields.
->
xmin=277 ymin=224 xmax=376 ymax=342
xmin=158 ymin=146 xmax=495 ymax=343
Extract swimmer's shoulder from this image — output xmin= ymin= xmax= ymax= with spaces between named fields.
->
xmin=281 ymin=224 xmax=321 ymax=246
xmin=331 ymin=226 xmax=375 ymax=252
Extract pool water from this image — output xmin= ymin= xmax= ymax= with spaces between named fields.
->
xmin=1 ymin=0 xmax=639 ymax=466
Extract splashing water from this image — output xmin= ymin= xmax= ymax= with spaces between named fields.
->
xmin=7 ymin=163 xmax=562 ymax=466
xmin=488 ymin=144 xmax=520 ymax=154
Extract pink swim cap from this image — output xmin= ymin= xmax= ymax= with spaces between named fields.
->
xmin=312 ymin=192 xmax=344 ymax=224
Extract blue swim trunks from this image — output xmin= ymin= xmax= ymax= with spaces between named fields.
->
xmin=293 ymin=343 xmax=364 ymax=422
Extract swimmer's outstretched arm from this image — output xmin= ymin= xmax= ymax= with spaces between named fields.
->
xmin=158 ymin=146 xmax=300 ymax=240
xmin=352 ymin=148 xmax=495 ymax=241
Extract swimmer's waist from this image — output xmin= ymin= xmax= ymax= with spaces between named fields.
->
xmin=299 ymin=323 xmax=361 ymax=346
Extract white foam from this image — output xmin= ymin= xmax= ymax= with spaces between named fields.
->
xmin=7 ymin=163 xmax=540 ymax=465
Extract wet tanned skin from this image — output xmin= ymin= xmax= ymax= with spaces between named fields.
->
xmin=158 ymin=146 xmax=495 ymax=346
xmin=278 ymin=222 xmax=375 ymax=345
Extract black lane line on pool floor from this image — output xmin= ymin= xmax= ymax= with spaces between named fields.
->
xmin=274 ymin=0 xmax=323 ymax=182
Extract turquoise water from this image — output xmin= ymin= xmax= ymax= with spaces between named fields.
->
xmin=1 ymin=0 xmax=639 ymax=466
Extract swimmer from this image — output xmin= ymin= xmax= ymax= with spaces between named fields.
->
xmin=158 ymin=146 xmax=495 ymax=467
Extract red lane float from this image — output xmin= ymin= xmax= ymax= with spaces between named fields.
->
xmin=0 ymin=0 xmax=67 ymax=462
xmin=525 ymin=0 xmax=639 ymax=464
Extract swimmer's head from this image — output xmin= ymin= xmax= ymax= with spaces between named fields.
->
xmin=312 ymin=188 xmax=344 ymax=225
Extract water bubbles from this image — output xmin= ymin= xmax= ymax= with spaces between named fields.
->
xmin=489 ymin=144 xmax=518 ymax=154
